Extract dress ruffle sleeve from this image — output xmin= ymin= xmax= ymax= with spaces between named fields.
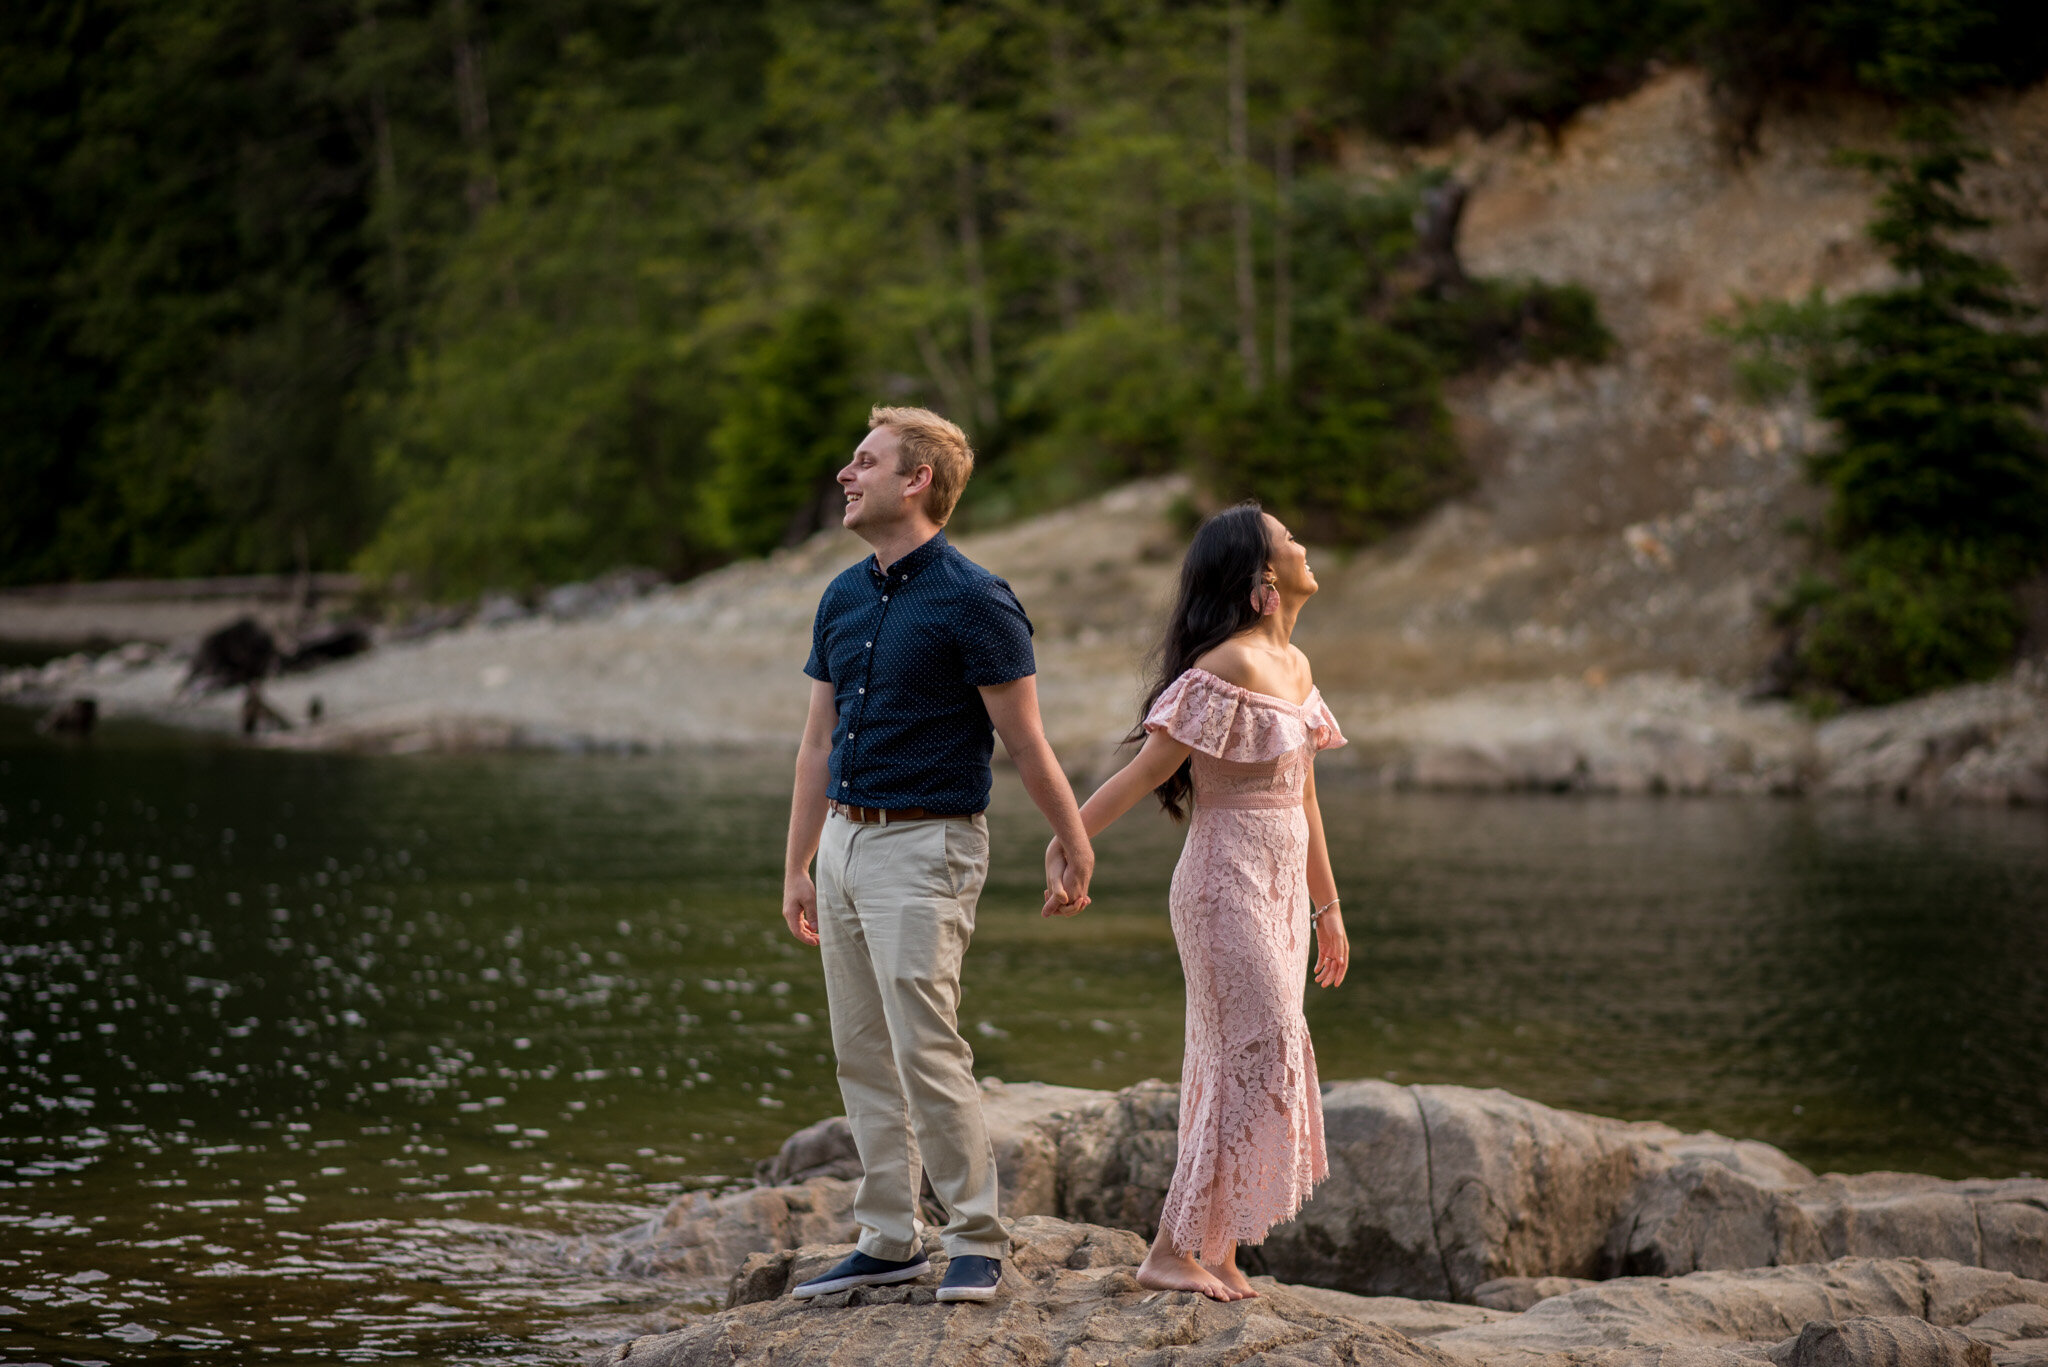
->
xmin=1144 ymin=669 xmax=1331 ymax=762
xmin=1303 ymin=693 xmax=1347 ymax=752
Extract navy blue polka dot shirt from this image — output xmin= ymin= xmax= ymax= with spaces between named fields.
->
xmin=804 ymin=530 xmax=1035 ymax=814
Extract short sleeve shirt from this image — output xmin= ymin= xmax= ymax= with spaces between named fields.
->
xmin=804 ymin=531 xmax=1035 ymax=813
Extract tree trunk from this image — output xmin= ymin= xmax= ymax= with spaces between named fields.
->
xmin=1412 ymin=180 xmax=1469 ymax=295
xmin=1160 ymin=200 xmax=1180 ymax=327
xmin=447 ymin=0 xmax=497 ymax=222
xmin=361 ymin=3 xmax=407 ymax=311
xmin=955 ymin=153 xmax=998 ymax=432
xmin=1272 ymin=112 xmax=1293 ymax=384
xmin=1227 ymin=2 xmax=1261 ymax=391
xmin=913 ymin=322 xmax=975 ymax=434
xmin=1048 ymin=18 xmax=1081 ymax=330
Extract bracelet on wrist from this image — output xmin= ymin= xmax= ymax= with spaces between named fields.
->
xmin=1313 ymin=897 xmax=1341 ymax=920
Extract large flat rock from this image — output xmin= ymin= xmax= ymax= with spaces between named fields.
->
xmin=589 ymin=1219 xmax=2048 ymax=1367
xmin=598 ymin=1216 xmax=1463 ymax=1367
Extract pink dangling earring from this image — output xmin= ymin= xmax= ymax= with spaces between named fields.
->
xmin=1251 ymin=572 xmax=1281 ymax=616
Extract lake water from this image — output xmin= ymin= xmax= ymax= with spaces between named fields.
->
xmin=3 ymin=710 xmax=2045 ymax=1364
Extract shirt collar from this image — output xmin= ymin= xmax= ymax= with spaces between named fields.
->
xmin=866 ymin=530 xmax=948 ymax=586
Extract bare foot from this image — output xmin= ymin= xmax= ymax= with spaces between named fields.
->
xmin=1136 ymin=1250 xmax=1242 ymax=1301
xmin=1207 ymin=1260 xmax=1258 ymax=1299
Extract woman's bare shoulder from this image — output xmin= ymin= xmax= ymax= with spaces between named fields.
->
xmin=1191 ymin=639 xmax=1313 ymax=702
xmin=1189 ymin=640 xmax=1257 ymax=689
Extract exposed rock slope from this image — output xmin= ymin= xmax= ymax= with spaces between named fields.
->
xmin=602 ymin=1216 xmax=1462 ymax=1367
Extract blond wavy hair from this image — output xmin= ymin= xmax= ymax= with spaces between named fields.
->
xmin=868 ymin=405 xmax=975 ymax=524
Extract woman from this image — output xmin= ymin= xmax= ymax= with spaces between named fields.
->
xmin=1046 ymin=501 xmax=1349 ymax=1302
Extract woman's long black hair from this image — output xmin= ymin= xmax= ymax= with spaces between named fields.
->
xmin=1130 ymin=500 xmax=1273 ymax=821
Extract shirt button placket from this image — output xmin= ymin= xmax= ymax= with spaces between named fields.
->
xmin=846 ymin=579 xmax=893 ymax=800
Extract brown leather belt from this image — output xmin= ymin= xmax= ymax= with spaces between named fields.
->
xmin=829 ymin=799 xmax=979 ymax=825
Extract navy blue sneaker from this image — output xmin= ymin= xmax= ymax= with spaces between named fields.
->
xmin=936 ymin=1255 xmax=1002 ymax=1303
xmin=789 ymin=1249 xmax=931 ymax=1299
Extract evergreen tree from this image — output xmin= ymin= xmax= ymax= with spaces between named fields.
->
xmin=711 ymin=304 xmax=870 ymax=556
xmin=1738 ymin=0 xmax=2048 ymax=702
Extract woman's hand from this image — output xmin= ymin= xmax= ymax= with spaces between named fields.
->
xmin=1313 ymin=908 xmax=1349 ymax=988
xmin=1043 ymin=838 xmax=1089 ymax=918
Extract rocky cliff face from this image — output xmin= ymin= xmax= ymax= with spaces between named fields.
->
xmin=1303 ymin=67 xmax=2048 ymax=699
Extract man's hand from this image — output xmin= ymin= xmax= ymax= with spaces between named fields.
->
xmin=783 ymin=871 xmax=820 ymax=947
xmin=1042 ymin=837 xmax=1093 ymax=918
xmin=782 ymin=680 xmax=835 ymax=950
xmin=980 ymin=674 xmax=1097 ymax=922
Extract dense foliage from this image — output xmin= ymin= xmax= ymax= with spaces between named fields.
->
xmin=1727 ymin=0 xmax=2048 ymax=703
xmin=2 ymin=0 xmax=2041 ymax=599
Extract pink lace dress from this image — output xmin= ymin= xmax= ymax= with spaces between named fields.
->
xmin=1142 ymin=667 xmax=1347 ymax=1261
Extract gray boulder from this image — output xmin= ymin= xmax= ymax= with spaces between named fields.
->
xmin=1427 ymin=1257 xmax=2048 ymax=1367
xmin=1406 ymin=729 xmax=1588 ymax=792
xmin=475 ymin=592 xmax=531 ymax=627
xmin=1651 ymin=1131 xmax=1818 ymax=1190
xmin=1607 ymin=1156 xmax=1828 ymax=1276
xmin=593 ymin=1081 xmax=1103 ymax=1294
xmin=572 ymin=1178 xmax=858 ymax=1281
xmin=750 ymin=1079 xmax=1108 ymax=1218
xmin=981 ymin=1079 xmax=1113 ymax=1220
xmin=1051 ymin=1078 xmax=1181 ymax=1235
xmin=1816 ymin=671 xmax=2048 ymax=806
xmin=1406 ymin=1083 xmax=1673 ymax=1297
xmin=1802 ymin=1175 xmax=2048 ymax=1281
xmin=1258 ymin=1080 xmax=1444 ymax=1297
xmin=1612 ymin=1164 xmax=2048 ymax=1281
xmin=1469 ymin=1276 xmax=1601 ymax=1312
xmin=755 ymin=1115 xmax=861 ymax=1185
xmin=1956 ymin=1299 xmax=2048 ymax=1349
xmin=1129 ymin=1080 xmax=1774 ymax=1301
xmin=1768 ymin=1317 xmax=1991 ymax=1367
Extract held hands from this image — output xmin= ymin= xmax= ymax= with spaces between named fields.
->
xmin=1042 ymin=837 xmax=1094 ymax=918
xmin=1312 ymin=904 xmax=1349 ymax=988
xmin=782 ymin=871 xmax=820 ymax=947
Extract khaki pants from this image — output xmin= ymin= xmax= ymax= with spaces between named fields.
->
xmin=816 ymin=810 xmax=1006 ymax=1261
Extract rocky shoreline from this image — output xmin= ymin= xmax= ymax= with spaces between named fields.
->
xmin=5 ymin=616 xmax=2043 ymax=807
xmin=573 ymin=1079 xmax=2048 ymax=1366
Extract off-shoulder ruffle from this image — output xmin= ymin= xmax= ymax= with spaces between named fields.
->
xmin=1144 ymin=668 xmax=1346 ymax=760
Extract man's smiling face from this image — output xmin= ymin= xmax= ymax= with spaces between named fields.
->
xmin=837 ymin=425 xmax=925 ymax=534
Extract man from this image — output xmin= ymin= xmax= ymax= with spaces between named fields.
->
xmin=781 ymin=405 xmax=1095 ymax=1304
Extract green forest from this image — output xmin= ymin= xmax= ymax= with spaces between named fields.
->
xmin=4 ymin=0 xmax=2045 ymax=650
